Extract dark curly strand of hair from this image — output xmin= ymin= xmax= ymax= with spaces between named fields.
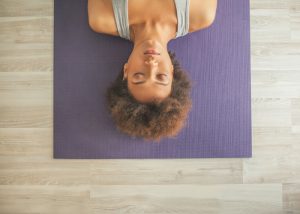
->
xmin=105 ymin=50 xmax=193 ymax=142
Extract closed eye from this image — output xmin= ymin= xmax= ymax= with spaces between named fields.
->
xmin=133 ymin=72 xmax=168 ymax=80
xmin=132 ymin=72 xmax=169 ymax=85
xmin=157 ymin=74 xmax=168 ymax=81
xmin=134 ymin=73 xmax=144 ymax=78
xmin=132 ymin=81 xmax=169 ymax=86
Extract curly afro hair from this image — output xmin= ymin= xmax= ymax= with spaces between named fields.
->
xmin=105 ymin=50 xmax=193 ymax=142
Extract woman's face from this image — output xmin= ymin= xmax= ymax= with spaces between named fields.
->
xmin=123 ymin=40 xmax=174 ymax=103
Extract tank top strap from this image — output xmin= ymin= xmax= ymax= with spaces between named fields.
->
xmin=174 ymin=0 xmax=190 ymax=38
xmin=112 ymin=0 xmax=131 ymax=40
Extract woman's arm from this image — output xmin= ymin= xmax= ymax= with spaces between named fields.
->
xmin=87 ymin=0 xmax=118 ymax=35
xmin=189 ymin=0 xmax=218 ymax=32
xmin=88 ymin=0 xmax=103 ymax=32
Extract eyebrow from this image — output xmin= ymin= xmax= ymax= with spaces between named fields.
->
xmin=131 ymin=81 xmax=169 ymax=86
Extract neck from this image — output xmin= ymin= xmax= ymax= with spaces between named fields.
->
xmin=130 ymin=21 xmax=177 ymax=49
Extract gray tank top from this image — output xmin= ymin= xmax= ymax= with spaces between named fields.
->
xmin=112 ymin=0 xmax=190 ymax=41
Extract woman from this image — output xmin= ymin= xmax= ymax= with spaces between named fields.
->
xmin=88 ymin=0 xmax=217 ymax=142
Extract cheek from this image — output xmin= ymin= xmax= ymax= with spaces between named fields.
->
xmin=167 ymin=86 xmax=173 ymax=96
xmin=129 ymin=52 xmax=144 ymax=63
xmin=127 ymin=83 xmax=135 ymax=94
xmin=127 ymin=61 xmax=144 ymax=73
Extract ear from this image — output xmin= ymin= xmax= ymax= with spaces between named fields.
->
xmin=123 ymin=63 xmax=128 ymax=79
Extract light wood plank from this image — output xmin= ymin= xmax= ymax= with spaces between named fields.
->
xmin=0 ymin=17 xmax=52 ymax=72
xmin=0 ymin=72 xmax=52 ymax=128
xmin=243 ymin=132 xmax=300 ymax=183
xmin=89 ymin=184 xmax=282 ymax=214
xmin=0 ymin=161 xmax=92 ymax=185
xmin=283 ymin=183 xmax=300 ymax=213
xmin=0 ymin=128 xmax=52 ymax=161
xmin=0 ymin=185 xmax=91 ymax=214
xmin=252 ymin=98 xmax=291 ymax=127
xmin=0 ymin=0 xmax=53 ymax=17
xmin=90 ymin=159 xmax=242 ymax=185
xmin=252 ymin=70 xmax=300 ymax=98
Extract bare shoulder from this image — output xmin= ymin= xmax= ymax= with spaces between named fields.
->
xmin=87 ymin=0 xmax=118 ymax=36
xmin=188 ymin=0 xmax=218 ymax=33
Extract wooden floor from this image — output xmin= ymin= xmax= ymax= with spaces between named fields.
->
xmin=0 ymin=0 xmax=299 ymax=213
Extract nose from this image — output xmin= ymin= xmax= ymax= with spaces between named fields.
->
xmin=145 ymin=55 xmax=158 ymax=65
xmin=144 ymin=56 xmax=158 ymax=78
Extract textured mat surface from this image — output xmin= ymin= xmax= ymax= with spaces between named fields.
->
xmin=54 ymin=0 xmax=252 ymax=159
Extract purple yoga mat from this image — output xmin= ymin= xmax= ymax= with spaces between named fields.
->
xmin=53 ymin=0 xmax=252 ymax=159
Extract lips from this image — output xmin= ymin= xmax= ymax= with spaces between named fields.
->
xmin=144 ymin=49 xmax=160 ymax=55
